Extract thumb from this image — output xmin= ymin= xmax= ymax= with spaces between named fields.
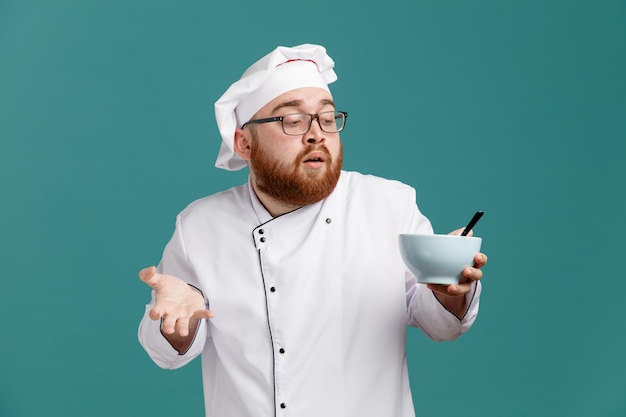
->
xmin=192 ymin=309 xmax=215 ymax=320
xmin=138 ymin=266 xmax=159 ymax=288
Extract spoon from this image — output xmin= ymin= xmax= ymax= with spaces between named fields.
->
xmin=460 ymin=211 xmax=484 ymax=236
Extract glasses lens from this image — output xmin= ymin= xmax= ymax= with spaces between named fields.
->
xmin=319 ymin=111 xmax=345 ymax=133
xmin=281 ymin=112 xmax=346 ymax=135
xmin=282 ymin=113 xmax=310 ymax=135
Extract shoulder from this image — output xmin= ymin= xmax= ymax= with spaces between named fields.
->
xmin=336 ymin=171 xmax=432 ymax=234
xmin=177 ymin=183 xmax=251 ymax=222
xmin=333 ymin=171 xmax=431 ymax=233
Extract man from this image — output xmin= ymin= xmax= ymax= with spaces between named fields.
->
xmin=138 ymin=44 xmax=488 ymax=417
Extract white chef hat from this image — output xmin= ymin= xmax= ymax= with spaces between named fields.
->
xmin=214 ymin=44 xmax=338 ymax=171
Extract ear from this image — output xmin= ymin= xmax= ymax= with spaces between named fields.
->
xmin=233 ymin=128 xmax=252 ymax=162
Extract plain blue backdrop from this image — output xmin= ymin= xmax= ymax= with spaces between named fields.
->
xmin=1 ymin=1 xmax=625 ymax=416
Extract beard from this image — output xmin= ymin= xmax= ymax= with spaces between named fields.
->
xmin=249 ymin=139 xmax=343 ymax=207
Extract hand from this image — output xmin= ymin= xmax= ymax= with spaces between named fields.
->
xmin=139 ymin=266 xmax=214 ymax=337
xmin=427 ymin=227 xmax=488 ymax=297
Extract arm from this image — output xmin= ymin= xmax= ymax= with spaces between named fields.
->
xmin=406 ymin=226 xmax=488 ymax=340
xmin=138 ymin=215 xmax=213 ymax=367
xmin=402 ymin=199 xmax=487 ymax=339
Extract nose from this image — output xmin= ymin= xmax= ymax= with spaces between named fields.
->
xmin=305 ymin=118 xmax=325 ymax=144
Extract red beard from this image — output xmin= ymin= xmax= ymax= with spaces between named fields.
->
xmin=250 ymin=140 xmax=343 ymax=207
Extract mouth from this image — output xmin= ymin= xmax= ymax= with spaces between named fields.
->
xmin=303 ymin=150 xmax=327 ymax=164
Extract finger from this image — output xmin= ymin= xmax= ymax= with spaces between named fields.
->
xmin=473 ymin=253 xmax=488 ymax=268
xmin=462 ymin=266 xmax=483 ymax=283
xmin=161 ymin=315 xmax=177 ymax=335
xmin=148 ymin=306 xmax=164 ymax=321
xmin=175 ymin=317 xmax=191 ymax=337
xmin=139 ymin=266 xmax=158 ymax=286
xmin=446 ymin=282 xmax=472 ymax=295
xmin=140 ymin=268 xmax=169 ymax=292
xmin=192 ymin=309 xmax=215 ymax=320
xmin=428 ymin=283 xmax=471 ymax=296
xmin=426 ymin=284 xmax=461 ymax=296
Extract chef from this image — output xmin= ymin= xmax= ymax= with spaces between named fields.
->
xmin=138 ymin=44 xmax=488 ymax=417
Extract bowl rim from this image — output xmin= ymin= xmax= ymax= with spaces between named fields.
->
xmin=399 ymin=233 xmax=482 ymax=241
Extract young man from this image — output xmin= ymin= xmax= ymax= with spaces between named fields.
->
xmin=138 ymin=44 xmax=488 ymax=417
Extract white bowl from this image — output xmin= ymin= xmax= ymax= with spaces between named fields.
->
xmin=399 ymin=234 xmax=482 ymax=285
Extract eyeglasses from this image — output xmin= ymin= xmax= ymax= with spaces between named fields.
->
xmin=242 ymin=111 xmax=348 ymax=135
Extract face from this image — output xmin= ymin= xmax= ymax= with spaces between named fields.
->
xmin=236 ymin=87 xmax=343 ymax=207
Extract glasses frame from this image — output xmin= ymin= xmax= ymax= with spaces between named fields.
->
xmin=241 ymin=111 xmax=348 ymax=135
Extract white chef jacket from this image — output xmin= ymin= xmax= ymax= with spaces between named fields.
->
xmin=138 ymin=170 xmax=481 ymax=417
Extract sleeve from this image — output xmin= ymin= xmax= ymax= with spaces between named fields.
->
xmin=406 ymin=279 xmax=482 ymax=341
xmin=138 ymin=214 xmax=210 ymax=369
xmin=401 ymin=187 xmax=483 ymax=341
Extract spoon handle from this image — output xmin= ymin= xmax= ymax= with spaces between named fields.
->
xmin=461 ymin=211 xmax=484 ymax=236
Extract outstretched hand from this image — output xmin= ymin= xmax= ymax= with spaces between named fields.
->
xmin=139 ymin=266 xmax=214 ymax=337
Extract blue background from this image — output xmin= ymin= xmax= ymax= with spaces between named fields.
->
xmin=1 ymin=1 xmax=625 ymax=416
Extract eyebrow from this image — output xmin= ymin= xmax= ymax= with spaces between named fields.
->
xmin=271 ymin=98 xmax=335 ymax=114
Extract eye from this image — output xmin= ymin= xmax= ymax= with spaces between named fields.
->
xmin=282 ymin=114 xmax=305 ymax=127
xmin=319 ymin=112 xmax=337 ymax=127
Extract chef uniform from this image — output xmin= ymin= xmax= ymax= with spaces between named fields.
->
xmin=138 ymin=44 xmax=481 ymax=417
